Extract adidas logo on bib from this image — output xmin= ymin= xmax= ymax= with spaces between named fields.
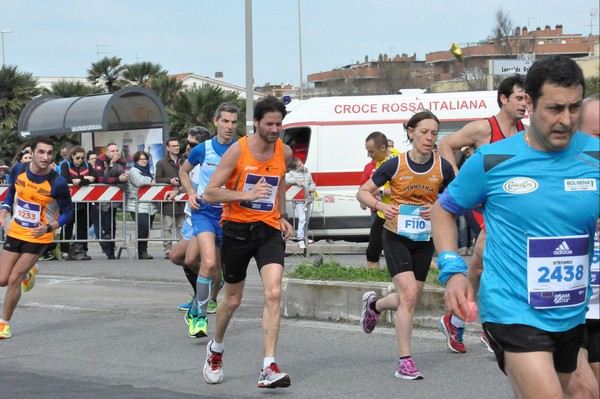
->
xmin=553 ymin=241 xmax=573 ymax=255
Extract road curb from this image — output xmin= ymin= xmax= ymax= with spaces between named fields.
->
xmin=282 ymin=277 xmax=483 ymax=331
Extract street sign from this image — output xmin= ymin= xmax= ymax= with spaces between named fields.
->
xmin=493 ymin=60 xmax=533 ymax=76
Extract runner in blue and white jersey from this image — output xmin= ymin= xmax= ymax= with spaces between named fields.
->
xmin=431 ymin=56 xmax=599 ymax=399
xmin=179 ymin=103 xmax=239 ymax=338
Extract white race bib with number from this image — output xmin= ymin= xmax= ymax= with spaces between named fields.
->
xmin=14 ymin=199 xmax=41 ymax=229
xmin=527 ymin=235 xmax=589 ymax=309
xmin=397 ymin=205 xmax=431 ymax=241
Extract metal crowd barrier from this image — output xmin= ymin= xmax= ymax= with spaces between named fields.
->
xmin=131 ymin=185 xmax=188 ymax=258
xmin=0 ymin=184 xmax=189 ymax=260
xmin=1 ymin=183 xmax=314 ymax=259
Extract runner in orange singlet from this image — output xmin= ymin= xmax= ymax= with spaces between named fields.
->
xmin=201 ymin=96 xmax=293 ymax=389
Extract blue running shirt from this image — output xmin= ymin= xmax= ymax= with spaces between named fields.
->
xmin=186 ymin=137 xmax=235 ymax=215
xmin=439 ymin=131 xmax=599 ymax=332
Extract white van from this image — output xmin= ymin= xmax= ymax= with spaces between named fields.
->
xmin=281 ymin=91 xmax=509 ymax=241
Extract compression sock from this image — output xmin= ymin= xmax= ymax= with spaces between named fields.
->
xmin=183 ymin=265 xmax=198 ymax=295
xmin=196 ymin=275 xmax=212 ymax=317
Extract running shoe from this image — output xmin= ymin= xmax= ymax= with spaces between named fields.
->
xmin=22 ymin=264 xmax=38 ymax=293
xmin=39 ymin=252 xmax=55 ymax=261
xmin=360 ymin=291 xmax=380 ymax=333
xmin=178 ymin=296 xmax=193 ymax=311
xmin=186 ymin=310 xmax=207 ymax=338
xmin=0 ymin=321 xmax=11 ymax=339
xmin=258 ymin=362 xmax=291 ymax=388
xmin=481 ymin=331 xmax=494 ymax=353
xmin=395 ymin=357 xmax=423 ymax=380
xmin=207 ymin=300 xmax=218 ymax=314
xmin=203 ymin=339 xmax=224 ymax=384
xmin=298 ymin=241 xmax=306 ymax=250
xmin=438 ymin=313 xmax=466 ymax=353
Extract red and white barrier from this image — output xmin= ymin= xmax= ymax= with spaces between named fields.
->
xmin=137 ymin=185 xmax=188 ymax=201
xmin=0 ymin=185 xmax=8 ymax=202
xmin=286 ymin=185 xmax=307 ymax=201
xmin=69 ymin=185 xmax=124 ymax=202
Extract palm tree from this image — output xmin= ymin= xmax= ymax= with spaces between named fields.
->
xmin=87 ymin=56 xmax=125 ymax=92
xmin=122 ymin=61 xmax=167 ymax=87
xmin=42 ymin=80 xmax=104 ymax=97
xmin=0 ymin=65 xmax=41 ymax=163
xmin=150 ymin=76 xmax=184 ymax=108
xmin=168 ymin=84 xmax=246 ymax=140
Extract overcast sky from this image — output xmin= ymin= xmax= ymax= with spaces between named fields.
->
xmin=2 ymin=0 xmax=598 ymax=87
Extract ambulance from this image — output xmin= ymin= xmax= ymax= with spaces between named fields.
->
xmin=281 ymin=91 xmax=515 ymax=241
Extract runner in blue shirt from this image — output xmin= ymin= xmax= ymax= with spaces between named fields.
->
xmin=179 ymin=103 xmax=239 ymax=338
xmin=431 ymin=56 xmax=599 ymax=399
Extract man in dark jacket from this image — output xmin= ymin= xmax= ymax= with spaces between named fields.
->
xmin=94 ymin=143 xmax=129 ymax=259
xmin=155 ymin=138 xmax=185 ymax=258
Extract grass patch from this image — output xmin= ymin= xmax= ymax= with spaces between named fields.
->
xmin=287 ymin=257 xmax=442 ymax=286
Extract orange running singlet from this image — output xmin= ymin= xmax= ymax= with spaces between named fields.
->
xmin=222 ymin=137 xmax=286 ymax=230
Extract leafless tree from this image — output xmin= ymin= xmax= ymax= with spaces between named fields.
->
xmin=492 ymin=8 xmax=534 ymax=57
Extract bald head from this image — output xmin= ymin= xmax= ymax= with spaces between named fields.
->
xmin=580 ymin=95 xmax=600 ymax=138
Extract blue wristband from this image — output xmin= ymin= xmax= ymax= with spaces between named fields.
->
xmin=437 ymin=251 xmax=468 ymax=286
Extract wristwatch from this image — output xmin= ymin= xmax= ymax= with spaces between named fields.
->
xmin=279 ymin=213 xmax=289 ymax=220
xmin=45 ymin=223 xmax=53 ymax=233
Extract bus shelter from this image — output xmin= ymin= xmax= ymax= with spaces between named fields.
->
xmin=18 ymin=87 xmax=169 ymax=169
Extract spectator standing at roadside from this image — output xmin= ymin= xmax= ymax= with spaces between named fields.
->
xmin=95 ymin=143 xmax=129 ymax=260
xmin=59 ymin=146 xmax=96 ymax=260
xmin=86 ymin=151 xmax=99 ymax=240
xmin=126 ymin=151 xmax=158 ymax=260
xmin=56 ymin=142 xmax=74 ymax=169
xmin=0 ymin=160 xmax=7 ymax=184
xmin=285 ymin=157 xmax=315 ymax=249
xmin=155 ymin=138 xmax=185 ymax=259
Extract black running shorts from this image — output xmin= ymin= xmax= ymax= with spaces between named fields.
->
xmin=483 ymin=322 xmax=584 ymax=374
xmin=381 ymin=228 xmax=434 ymax=282
xmin=3 ymin=236 xmax=48 ymax=256
xmin=582 ymin=318 xmax=600 ymax=363
xmin=221 ymin=223 xmax=285 ymax=284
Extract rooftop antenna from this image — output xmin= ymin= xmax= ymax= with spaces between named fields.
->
xmin=588 ymin=9 xmax=599 ymax=35
xmin=96 ymin=44 xmax=110 ymax=60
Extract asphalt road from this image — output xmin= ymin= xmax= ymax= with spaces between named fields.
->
xmin=0 ymin=245 xmax=511 ymax=399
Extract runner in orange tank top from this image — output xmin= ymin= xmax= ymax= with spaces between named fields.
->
xmin=201 ymin=96 xmax=293 ymax=389
xmin=357 ymin=110 xmax=455 ymax=380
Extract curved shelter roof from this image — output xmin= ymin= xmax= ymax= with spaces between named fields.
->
xmin=18 ymin=87 xmax=168 ymax=137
